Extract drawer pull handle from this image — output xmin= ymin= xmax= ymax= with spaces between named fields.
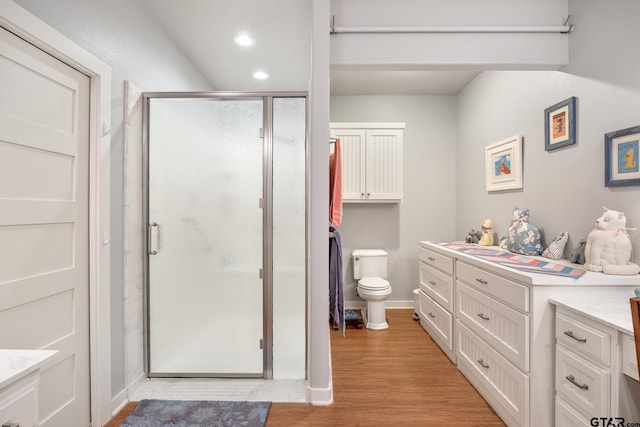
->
xmin=477 ymin=313 xmax=490 ymax=321
xmin=475 ymin=278 xmax=488 ymax=285
xmin=477 ymin=358 xmax=490 ymax=369
xmin=565 ymin=374 xmax=589 ymax=390
xmin=429 ymin=280 xmax=437 ymax=286
xmin=564 ymin=330 xmax=587 ymax=343
xmin=427 ymin=312 xmax=435 ymax=318
xmin=428 ymin=257 xmax=436 ymax=261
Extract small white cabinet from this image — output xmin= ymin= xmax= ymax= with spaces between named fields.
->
xmin=551 ymin=301 xmax=640 ymax=427
xmin=330 ymin=122 xmax=404 ymax=203
xmin=0 ymin=372 xmax=38 ymax=427
xmin=0 ymin=350 xmax=58 ymax=427
xmin=417 ymin=245 xmax=455 ymax=362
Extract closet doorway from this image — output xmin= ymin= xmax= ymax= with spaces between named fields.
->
xmin=144 ymin=93 xmax=307 ymax=378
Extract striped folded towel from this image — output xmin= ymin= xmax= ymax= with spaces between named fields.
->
xmin=542 ymin=231 xmax=569 ymax=260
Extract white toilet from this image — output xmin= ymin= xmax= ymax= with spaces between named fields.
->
xmin=353 ymin=249 xmax=392 ymax=330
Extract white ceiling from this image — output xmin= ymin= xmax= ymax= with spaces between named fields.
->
xmin=138 ymin=0 xmax=478 ymax=95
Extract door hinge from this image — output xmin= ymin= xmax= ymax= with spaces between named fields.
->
xmin=259 ymin=128 xmax=264 ymax=138
xmin=259 ymin=268 xmax=264 ymax=279
xmin=260 ymin=339 xmax=264 ymax=349
xmin=259 ymin=198 xmax=264 ymax=209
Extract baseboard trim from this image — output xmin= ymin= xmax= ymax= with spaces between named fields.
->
xmin=345 ymin=300 xmax=414 ymax=310
xmin=110 ymin=388 xmax=128 ymax=417
xmin=111 ymin=372 xmax=145 ymax=416
xmin=126 ymin=372 xmax=145 ymax=397
xmin=307 ymin=383 xmax=333 ymax=406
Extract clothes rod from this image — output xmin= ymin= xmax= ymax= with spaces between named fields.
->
xmin=331 ymin=25 xmax=573 ymax=34
xmin=330 ymin=15 xmax=574 ymax=35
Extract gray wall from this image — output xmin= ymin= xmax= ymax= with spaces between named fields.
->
xmin=455 ymin=0 xmax=640 ymax=262
xmin=330 ymin=96 xmax=457 ymax=305
xmin=14 ymin=0 xmax=213 ymax=400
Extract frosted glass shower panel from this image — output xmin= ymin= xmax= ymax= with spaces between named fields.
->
xmin=272 ymin=97 xmax=306 ymax=379
xmin=148 ymin=98 xmax=264 ymax=375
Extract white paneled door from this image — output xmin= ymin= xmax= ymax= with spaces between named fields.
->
xmin=0 ymin=27 xmax=90 ymax=427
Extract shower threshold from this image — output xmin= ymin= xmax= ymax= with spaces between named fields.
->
xmin=129 ymin=378 xmax=307 ymax=403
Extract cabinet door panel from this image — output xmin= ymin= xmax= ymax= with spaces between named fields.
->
xmin=365 ymin=129 xmax=403 ymax=201
xmin=330 ymin=129 xmax=365 ymax=200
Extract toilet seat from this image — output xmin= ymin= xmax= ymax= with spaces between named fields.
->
xmin=358 ymin=277 xmax=391 ymax=291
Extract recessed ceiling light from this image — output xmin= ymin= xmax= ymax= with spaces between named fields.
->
xmin=234 ymin=34 xmax=255 ymax=47
xmin=252 ymin=71 xmax=269 ymax=80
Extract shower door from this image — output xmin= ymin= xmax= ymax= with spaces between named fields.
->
xmin=147 ymin=97 xmax=265 ymax=376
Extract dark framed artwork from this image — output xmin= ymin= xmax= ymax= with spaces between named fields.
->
xmin=544 ymin=97 xmax=577 ymax=151
xmin=605 ymin=125 xmax=640 ymax=187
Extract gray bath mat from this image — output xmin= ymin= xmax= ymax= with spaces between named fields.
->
xmin=121 ymin=399 xmax=271 ymax=427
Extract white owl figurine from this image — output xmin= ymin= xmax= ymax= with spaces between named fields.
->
xmin=584 ymin=207 xmax=640 ymax=275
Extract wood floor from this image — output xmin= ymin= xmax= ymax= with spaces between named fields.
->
xmin=106 ymin=309 xmax=505 ymax=426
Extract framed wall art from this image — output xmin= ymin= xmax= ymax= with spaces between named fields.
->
xmin=544 ymin=96 xmax=577 ymax=151
xmin=485 ymin=135 xmax=523 ymax=192
xmin=604 ymin=125 xmax=640 ymax=187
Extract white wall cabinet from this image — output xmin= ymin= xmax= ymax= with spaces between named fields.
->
xmin=330 ymin=123 xmax=404 ymax=203
xmin=417 ymin=241 xmax=639 ymax=427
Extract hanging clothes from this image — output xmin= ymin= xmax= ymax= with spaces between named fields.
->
xmin=329 ymin=226 xmax=345 ymax=335
xmin=329 ymin=138 xmax=343 ymax=228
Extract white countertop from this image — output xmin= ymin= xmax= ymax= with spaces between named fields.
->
xmin=0 ymin=349 xmax=58 ymax=389
xmin=420 ymin=240 xmax=640 ymax=287
xmin=549 ymin=297 xmax=636 ymax=335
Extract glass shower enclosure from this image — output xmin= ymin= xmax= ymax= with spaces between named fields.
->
xmin=143 ymin=94 xmax=307 ymax=379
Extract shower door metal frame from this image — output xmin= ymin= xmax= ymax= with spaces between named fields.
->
xmin=142 ymin=91 xmax=308 ymax=379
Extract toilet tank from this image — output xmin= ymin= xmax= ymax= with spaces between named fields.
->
xmin=353 ymin=249 xmax=387 ymax=279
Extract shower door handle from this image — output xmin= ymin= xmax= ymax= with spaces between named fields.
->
xmin=148 ymin=222 xmax=160 ymax=255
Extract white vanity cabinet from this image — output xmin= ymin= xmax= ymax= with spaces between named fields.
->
xmin=455 ymin=261 xmax=530 ymax=427
xmin=0 ymin=350 xmax=58 ymax=427
xmin=329 ymin=123 xmax=404 ymax=203
xmin=0 ymin=372 xmax=38 ymax=427
xmin=550 ymin=300 xmax=640 ymax=427
xmin=417 ymin=241 xmax=639 ymax=427
xmin=417 ymin=245 xmax=455 ymax=362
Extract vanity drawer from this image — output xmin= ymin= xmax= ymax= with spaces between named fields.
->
xmin=555 ymin=345 xmax=609 ymax=419
xmin=456 ymin=261 xmax=529 ymax=312
xmin=621 ymin=333 xmax=639 ymax=381
xmin=457 ymin=281 xmax=529 ymax=372
xmin=0 ymin=372 xmax=38 ymax=427
xmin=556 ymin=311 xmax=611 ymax=366
xmin=457 ymin=321 xmax=529 ymax=427
xmin=555 ymin=396 xmax=591 ymax=427
xmin=418 ymin=246 xmax=453 ymax=275
xmin=419 ymin=290 xmax=453 ymax=351
xmin=419 ymin=261 xmax=453 ymax=312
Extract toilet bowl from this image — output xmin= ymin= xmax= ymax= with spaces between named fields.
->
xmin=357 ymin=278 xmax=392 ymax=329
xmin=353 ymin=249 xmax=392 ymax=330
